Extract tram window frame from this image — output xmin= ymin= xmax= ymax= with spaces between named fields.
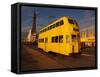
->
xmin=68 ymin=18 xmax=74 ymax=24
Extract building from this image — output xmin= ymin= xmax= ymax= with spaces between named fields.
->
xmin=26 ymin=12 xmax=37 ymax=43
xmin=80 ymin=26 xmax=95 ymax=48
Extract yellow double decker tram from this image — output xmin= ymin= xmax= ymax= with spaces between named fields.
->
xmin=38 ymin=16 xmax=80 ymax=56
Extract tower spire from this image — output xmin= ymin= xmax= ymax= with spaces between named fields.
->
xmin=31 ymin=12 xmax=36 ymax=35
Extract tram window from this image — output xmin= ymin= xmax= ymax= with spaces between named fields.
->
xmin=39 ymin=39 xmax=41 ymax=42
xmin=42 ymin=30 xmax=43 ymax=33
xmin=46 ymin=28 xmax=47 ymax=31
xmin=52 ymin=24 xmax=55 ymax=28
xmin=52 ymin=37 xmax=55 ymax=43
xmin=50 ymin=25 xmax=52 ymax=29
xmin=40 ymin=38 xmax=44 ymax=43
xmin=45 ymin=28 xmax=47 ymax=32
xmin=42 ymin=29 xmax=44 ymax=32
xmin=48 ymin=27 xmax=50 ymax=30
xmin=41 ymin=30 xmax=42 ymax=33
xmin=46 ymin=28 xmax=48 ymax=31
xmin=43 ymin=29 xmax=45 ymax=32
xmin=56 ymin=22 xmax=60 ymax=27
xmin=43 ymin=30 xmax=44 ymax=32
xmin=68 ymin=18 xmax=74 ymax=24
xmin=66 ymin=35 xmax=69 ymax=43
xmin=73 ymin=28 xmax=79 ymax=31
xmin=55 ymin=36 xmax=58 ymax=43
xmin=72 ymin=35 xmax=77 ymax=41
xmin=43 ymin=38 xmax=44 ymax=42
xmin=45 ymin=38 xmax=48 ymax=43
xmin=60 ymin=20 xmax=64 ymax=25
xmin=74 ymin=20 xmax=79 ymax=27
xmin=59 ymin=35 xmax=63 ymax=43
xmin=44 ymin=29 xmax=45 ymax=32
xmin=77 ymin=34 xmax=80 ymax=42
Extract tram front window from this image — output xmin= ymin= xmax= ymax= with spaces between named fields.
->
xmin=72 ymin=35 xmax=77 ymax=42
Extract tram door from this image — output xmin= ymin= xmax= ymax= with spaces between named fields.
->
xmin=45 ymin=37 xmax=48 ymax=52
xmin=71 ymin=35 xmax=78 ymax=53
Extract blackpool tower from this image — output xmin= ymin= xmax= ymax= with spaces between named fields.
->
xmin=26 ymin=12 xmax=37 ymax=43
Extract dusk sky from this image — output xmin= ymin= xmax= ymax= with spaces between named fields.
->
xmin=21 ymin=6 xmax=95 ymax=33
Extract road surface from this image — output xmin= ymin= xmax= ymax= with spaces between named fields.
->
xmin=21 ymin=44 xmax=96 ymax=71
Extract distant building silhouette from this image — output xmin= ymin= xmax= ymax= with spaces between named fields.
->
xmin=80 ymin=26 xmax=95 ymax=48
